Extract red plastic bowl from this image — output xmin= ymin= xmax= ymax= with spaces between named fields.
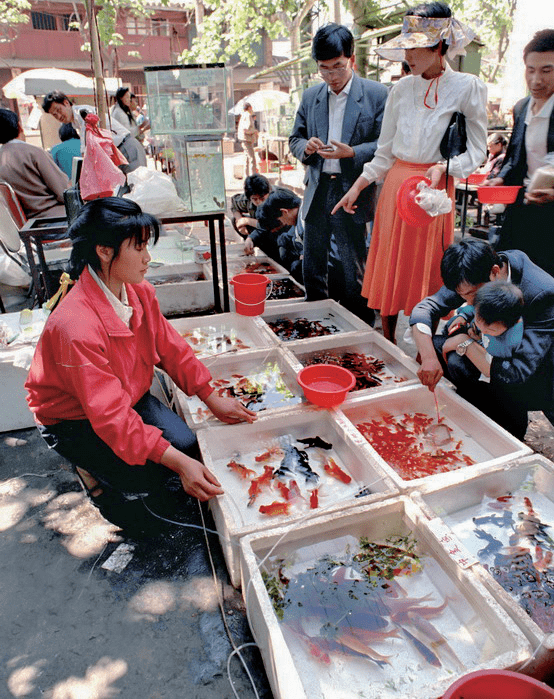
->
xmin=477 ymin=185 xmax=521 ymax=204
xmin=396 ymin=175 xmax=434 ymax=227
xmin=441 ymin=669 xmax=554 ymax=699
xmin=460 ymin=172 xmax=487 ymax=186
xmin=297 ymin=364 xmax=356 ymax=408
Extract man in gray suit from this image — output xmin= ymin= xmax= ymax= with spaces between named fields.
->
xmin=289 ymin=23 xmax=387 ymax=325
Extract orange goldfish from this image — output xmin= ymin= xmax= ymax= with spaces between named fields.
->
xmin=324 ymin=457 xmax=352 ymax=484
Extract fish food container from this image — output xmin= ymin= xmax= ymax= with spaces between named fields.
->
xmin=145 ymin=262 xmax=214 ymax=316
xmin=197 ymin=408 xmax=397 ymax=588
xmin=336 ymin=384 xmax=531 ymax=492
xmin=285 ymin=330 xmax=420 ymax=398
xmin=261 ymin=299 xmax=371 ymax=344
xmin=169 ymin=312 xmax=277 ymax=359
xmin=412 ymin=454 xmax=554 ymax=678
xmin=173 ymin=346 xmax=304 ymax=430
xmin=239 ymin=496 xmax=531 ymax=699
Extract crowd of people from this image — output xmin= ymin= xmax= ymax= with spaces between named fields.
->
xmin=0 ymin=1 xmax=553 ymax=533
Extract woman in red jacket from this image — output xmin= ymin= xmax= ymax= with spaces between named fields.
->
xmin=26 ymin=197 xmax=256 ymax=530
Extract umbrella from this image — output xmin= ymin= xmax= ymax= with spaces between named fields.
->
xmin=2 ymin=68 xmax=120 ymax=98
xmin=229 ymin=89 xmax=290 ymax=115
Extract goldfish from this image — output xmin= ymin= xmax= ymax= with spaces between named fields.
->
xmin=259 ymin=501 xmax=291 ymax=516
xmin=254 ymin=447 xmax=283 ymax=462
xmin=247 ymin=466 xmax=274 ymax=506
xmin=310 ymin=489 xmax=319 ymax=509
xmin=226 ymin=459 xmax=255 ymax=480
xmin=323 ymin=457 xmax=352 ymax=484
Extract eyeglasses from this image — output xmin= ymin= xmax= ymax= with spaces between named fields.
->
xmin=318 ymin=63 xmax=350 ymax=77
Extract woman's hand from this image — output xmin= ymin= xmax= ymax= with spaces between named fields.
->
xmin=425 ymin=163 xmax=447 ymax=188
xmin=331 ymin=176 xmax=369 ymax=215
xmin=161 ymin=445 xmax=223 ymax=501
xmin=204 ymin=393 xmax=257 ymax=424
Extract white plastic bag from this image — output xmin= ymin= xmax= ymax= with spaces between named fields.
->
xmin=0 ymin=249 xmax=30 ymax=288
xmin=415 ymin=181 xmax=453 ymax=217
xmin=527 ymin=153 xmax=554 ymax=193
xmin=123 ymin=167 xmax=187 ymax=215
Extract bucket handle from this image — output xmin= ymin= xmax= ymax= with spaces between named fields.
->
xmin=229 ymin=278 xmax=273 ymax=306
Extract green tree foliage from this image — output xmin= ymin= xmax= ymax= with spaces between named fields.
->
xmin=180 ymin=0 xmax=299 ymax=67
xmin=0 ymin=0 xmax=30 ymax=42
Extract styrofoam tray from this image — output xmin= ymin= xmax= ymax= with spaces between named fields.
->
xmin=284 ymin=330 xmax=420 ymax=398
xmin=260 ymin=299 xmax=371 ymax=344
xmin=173 ymin=346 xmax=305 ymax=430
xmin=240 ymin=496 xmax=531 ymax=699
xmin=169 ymin=312 xmax=277 ymax=359
xmin=336 ymin=384 xmax=531 ymax=492
xmin=227 ymin=254 xmax=289 ymax=277
xmin=197 ymin=408 xmax=398 ymax=587
xmin=412 ymin=454 xmax=554 ymax=676
xmin=225 ymin=274 xmax=306 ymax=314
xmin=145 ymin=262 xmax=214 ymax=316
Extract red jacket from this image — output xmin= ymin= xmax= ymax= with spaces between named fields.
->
xmin=25 ymin=267 xmax=213 ymax=465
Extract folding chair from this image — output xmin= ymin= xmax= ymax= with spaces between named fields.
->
xmin=0 ymin=181 xmax=27 ymax=228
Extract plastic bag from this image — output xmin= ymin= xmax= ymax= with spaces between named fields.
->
xmin=80 ymin=114 xmax=127 ymax=201
xmin=123 ymin=167 xmax=187 ymax=215
xmin=415 ymin=182 xmax=453 ymax=217
xmin=527 ymin=153 xmax=554 ymax=193
xmin=0 ymin=249 xmax=30 ymax=288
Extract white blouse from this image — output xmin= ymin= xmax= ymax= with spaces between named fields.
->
xmin=362 ymin=64 xmax=488 ymax=183
xmin=110 ymin=104 xmax=140 ymax=139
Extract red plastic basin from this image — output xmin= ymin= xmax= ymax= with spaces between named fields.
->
xmin=297 ymin=364 xmax=356 ymax=408
xmin=477 ymin=185 xmax=521 ymax=204
xmin=396 ymin=175 xmax=434 ymax=228
xmin=441 ymin=669 xmax=554 ymax=699
xmin=459 ymin=172 xmax=487 ymax=186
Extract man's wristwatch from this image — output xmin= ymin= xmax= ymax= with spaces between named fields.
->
xmin=456 ymin=338 xmax=474 ymax=356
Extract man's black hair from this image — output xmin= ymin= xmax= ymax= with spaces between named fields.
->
xmin=474 ymin=281 xmax=523 ymax=328
xmin=42 ymin=90 xmax=72 ymax=113
xmin=440 ymin=239 xmax=502 ymax=291
xmin=405 ymin=2 xmax=452 ymax=55
xmin=256 ymin=189 xmax=301 ymax=231
xmin=59 ymin=123 xmax=79 ymax=142
xmin=244 ymin=174 xmax=271 ymax=199
xmin=524 ymin=29 xmax=554 ymax=60
xmin=0 ymin=108 xmax=20 ymax=144
xmin=312 ymin=23 xmax=354 ymax=61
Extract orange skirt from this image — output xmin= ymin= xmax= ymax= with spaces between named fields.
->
xmin=361 ymin=159 xmax=454 ymax=317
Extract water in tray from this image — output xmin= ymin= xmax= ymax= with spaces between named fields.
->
xmin=179 ymin=325 xmax=252 ymax=356
xmin=260 ymin=533 xmax=494 ymax=699
xmin=441 ymin=474 xmax=554 ymax=632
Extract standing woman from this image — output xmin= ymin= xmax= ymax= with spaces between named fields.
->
xmin=333 ymin=2 xmax=487 ymax=343
xmin=111 ymin=86 xmax=147 ymax=169
xmin=25 ymin=198 xmax=255 ymax=532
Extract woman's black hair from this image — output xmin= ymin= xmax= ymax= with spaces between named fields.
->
xmin=405 ymin=2 xmax=452 ymax=55
xmin=115 ymin=87 xmax=135 ymax=123
xmin=67 ymin=197 xmax=160 ymax=280
xmin=59 ymin=123 xmax=79 ymax=142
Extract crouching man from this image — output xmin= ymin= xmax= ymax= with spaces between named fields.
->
xmin=410 ymin=239 xmax=554 ymax=439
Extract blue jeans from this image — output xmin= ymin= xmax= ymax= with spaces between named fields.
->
xmin=39 ymin=392 xmax=198 ymax=496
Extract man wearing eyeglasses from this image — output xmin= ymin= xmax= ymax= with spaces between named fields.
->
xmin=289 ymin=23 xmax=388 ymax=326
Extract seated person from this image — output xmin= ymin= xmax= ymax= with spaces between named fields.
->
xmin=50 ymin=123 xmax=81 ymax=179
xmin=410 ymin=239 xmax=554 ymax=440
xmin=230 ymin=173 xmax=290 ymax=240
xmin=255 ymin=189 xmax=304 ymax=283
xmin=25 ymin=197 xmax=256 ymax=535
xmin=443 ymin=280 xmax=524 ymax=360
xmin=0 ymin=108 xmax=68 ymax=219
xmin=484 ymin=133 xmax=507 ymax=180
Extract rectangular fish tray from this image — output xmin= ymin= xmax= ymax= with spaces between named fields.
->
xmin=412 ymin=453 xmax=554 ymax=677
xmin=168 ymin=312 xmax=277 ymax=359
xmin=197 ymin=408 xmax=398 ymax=587
xmin=260 ymin=299 xmax=371 ymax=344
xmin=145 ymin=262 xmax=214 ymax=316
xmin=284 ymin=330 xmax=420 ymax=398
xmin=227 ymin=254 xmax=289 ymax=278
xmin=173 ymin=346 xmax=305 ymax=430
xmin=240 ymin=496 xmax=531 ymax=699
xmin=336 ymin=384 xmax=531 ymax=492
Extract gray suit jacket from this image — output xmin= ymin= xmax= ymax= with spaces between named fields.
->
xmin=289 ymin=73 xmax=387 ymax=223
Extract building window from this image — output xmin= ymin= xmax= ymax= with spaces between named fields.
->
xmin=151 ymin=18 xmax=169 ymax=36
xmin=126 ymin=17 xmax=148 ymax=35
xmin=61 ymin=13 xmax=81 ymax=31
xmin=31 ymin=11 xmax=57 ymax=31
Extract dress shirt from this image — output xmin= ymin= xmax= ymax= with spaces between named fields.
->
xmin=361 ymin=64 xmax=487 ymax=183
xmin=322 ymin=74 xmax=353 ymax=174
xmin=525 ymin=93 xmax=554 ymax=178
xmin=88 ymin=265 xmax=133 ymax=327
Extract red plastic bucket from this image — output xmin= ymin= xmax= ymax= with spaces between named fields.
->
xmin=297 ymin=364 xmax=356 ymax=408
xmin=229 ymin=273 xmax=271 ymax=316
xmin=441 ymin=670 xmax=554 ymax=699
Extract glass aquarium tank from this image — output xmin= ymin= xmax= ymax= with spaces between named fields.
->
xmin=153 ymin=135 xmax=225 ymax=213
xmin=144 ymin=63 xmax=234 ymax=136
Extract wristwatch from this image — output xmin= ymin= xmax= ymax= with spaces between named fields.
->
xmin=456 ymin=339 xmax=474 ymax=356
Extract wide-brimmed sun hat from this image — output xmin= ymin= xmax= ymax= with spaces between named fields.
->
xmin=375 ymin=15 xmax=475 ymax=62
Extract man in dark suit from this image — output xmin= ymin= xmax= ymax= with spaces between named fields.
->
xmin=289 ymin=23 xmax=387 ymax=326
xmin=486 ymin=29 xmax=554 ymax=276
xmin=410 ymin=239 xmax=554 ymax=440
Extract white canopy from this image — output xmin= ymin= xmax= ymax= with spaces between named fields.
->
xmin=2 ymin=68 xmax=121 ymax=99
